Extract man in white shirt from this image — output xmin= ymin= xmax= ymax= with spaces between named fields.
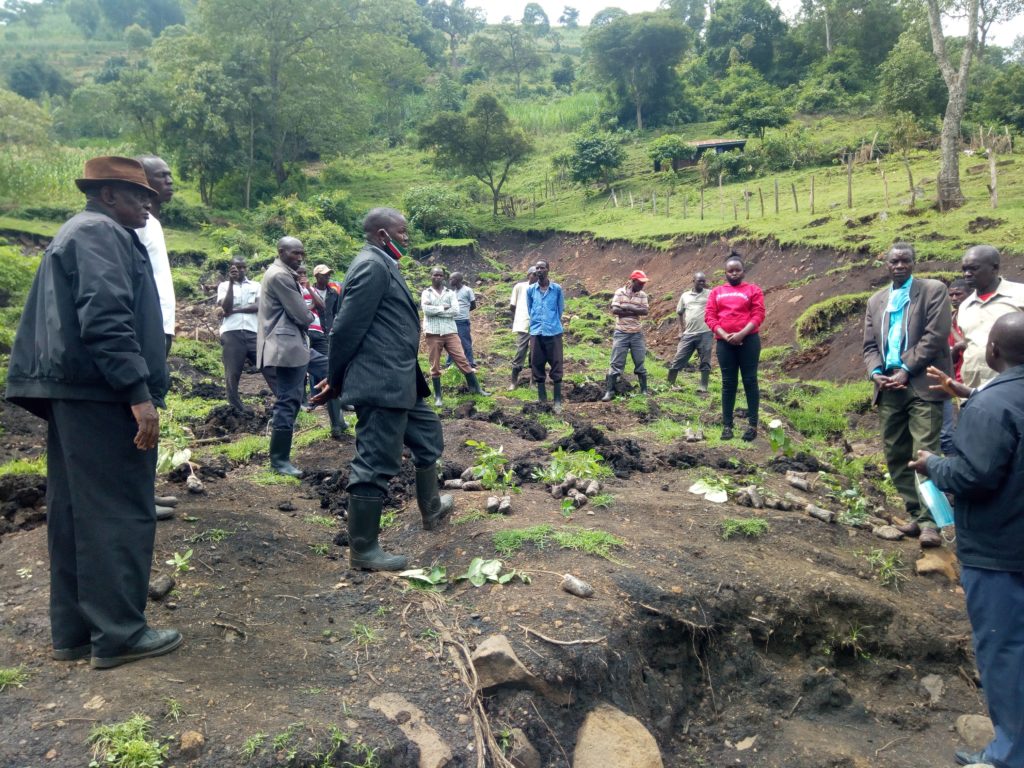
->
xmin=422 ymin=266 xmax=486 ymax=406
xmin=667 ymin=272 xmax=713 ymax=394
xmin=507 ymin=266 xmax=537 ymax=390
xmin=218 ymin=257 xmax=274 ymax=414
xmin=958 ymin=245 xmax=1024 ymax=389
xmin=134 ymin=155 xmax=175 ymax=354
xmin=134 ymin=155 xmax=177 ymax=517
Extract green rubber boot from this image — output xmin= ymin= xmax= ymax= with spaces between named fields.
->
xmin=415 ymin=464 xmax=454 ymax=530
xmin=347 ymin=495 xmax=408 ymax=571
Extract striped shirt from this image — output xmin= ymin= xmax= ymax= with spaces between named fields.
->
xmin=612 ymin=284 xmax=649 ymax=333
xmin=421 ymin=286 xmax=458 ymax=336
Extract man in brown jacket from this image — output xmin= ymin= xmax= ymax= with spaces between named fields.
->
xmin=863 ymin=243 xmax=952 ymax=548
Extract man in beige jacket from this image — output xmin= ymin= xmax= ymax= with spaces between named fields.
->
xmin=958 ymin=244 xmax=1024 ymax=389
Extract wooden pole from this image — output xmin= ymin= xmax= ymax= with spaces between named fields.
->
xmin=989 ymin=146 xmax=998 ymax=208
xmin=809 ymin=175 xmax=815 ymax=215
xmin=791 ymin=182 xmax=799 ymax=212
xmin=758 ymin=187 xmax=765 ymax=217
xmin=744 ymin=188 xmax=750 ymax=220
xmin=846 ymin=154 xmax=853 ymax=209
xmin=774 ymin=179 xmax=779 ymax=214
xmin=629 ymin=192 xmax=634 ymax=208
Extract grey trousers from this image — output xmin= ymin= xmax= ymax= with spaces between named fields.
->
xmin=512 ymin=331 xmax=531 ymax=369
xmin=670 ymin=331 xmax=713 ymax=373
xmin=347 ymin=399 xmax=444 ymax=498
xmin=46 ymin=399 xmax=157 ymax=656
xmin=608 ymin=331 xmax=647 ymax=376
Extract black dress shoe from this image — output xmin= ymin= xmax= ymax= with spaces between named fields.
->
xmin=955 ymin=749 xmax=993 ymax=766
xmin=52 ymin=643 xmax=91 ymax=661
xmin=91 ymin=628 xmax=182 ymax=670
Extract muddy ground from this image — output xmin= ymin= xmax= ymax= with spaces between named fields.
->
xmin=0 ymin=234 xmax=994 ymax=768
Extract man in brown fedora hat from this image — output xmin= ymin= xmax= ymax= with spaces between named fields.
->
xmin=6 ymin=156 xmax=182 ymax=669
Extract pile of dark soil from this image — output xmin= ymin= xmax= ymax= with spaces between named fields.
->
xmin=0 ymin=472 xmax=46 ymax=539
xmin=477 ymin=407 xmax=548 ymax=441
xmin=194 ymin=404 xmax=269 ymax=438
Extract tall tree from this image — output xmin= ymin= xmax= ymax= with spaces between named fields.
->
xmin=591 ymin=7 xmax=627 ymax=26
xmin=418 ymin=93 xmax=533 ymax=216
xmin=704 ymin=0 xmax=786 ymax=78
xmin=558 ymin=6 xmax=579 ymax=27
xmin=424 ymin=0 xmax=486 ymax=68
xmin=716 ymin=62 xmax=790 ymax=139
xmin=522 ymin=3 xmax=550 ymax=34
xmin=586 ymin=12 xmax=689 ymax=131
xmin=925 ymin=0 xmax=980 ymax=210
xmin=977 ymin=0 xmax=1024 ymax=57
xmin=664 ymin=0 xmax=706 ymax=34
xmin=469 ymin=22 xmax=542 ymax=96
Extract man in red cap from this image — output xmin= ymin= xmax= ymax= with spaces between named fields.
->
xmin=602 ymin=270 xmax=651 ymax=401
xmin=6 ymin=156 xmax=181 ymax=669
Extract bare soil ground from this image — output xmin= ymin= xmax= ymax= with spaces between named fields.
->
xmin=0 ymin=234 xmax=992 ymax=768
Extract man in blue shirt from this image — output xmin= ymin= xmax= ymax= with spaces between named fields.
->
xmin=526 ymin=260 xmax=565 ymax=413
xmin=450 ymin=272 xmax=478 ymax=368
xmin=863 ymin=243 xmax=952 ymax=548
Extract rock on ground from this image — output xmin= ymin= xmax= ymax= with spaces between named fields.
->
xmin=573 ymin=703 xmax=663 ymax=768
xmin=369 ymin=693 xmax=452 ymax=768
xmin=916 ymin=549 xmax=959 ymax=582
xmin=508 ymin=727 xmax=541 ymax=768
xmin=956 ymin=714 xmax=994 ymax=749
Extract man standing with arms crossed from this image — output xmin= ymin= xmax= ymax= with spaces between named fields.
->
xmin=421 ymin=266 xmax=487 ymax=406
xmin=218 ymin=257 xmax=275 ymax=414
xmin=257 ymin=237 xmax=314 ymax=477
xmin=863 ymin=243 xmax=951 ymax=548
xmin=526 ymin=260 xmax=565 ymax=413
xmin=958 ymin=245 xmax=1024 ymax=390
xmin=315 ymin=208 xmax=452 ymax=571
xmin=667 ymin=272 xmax=712 ymax=394
xmin=507 ymin=266 xmax=537 ymax=390
xmin=602 ymin=270 xmax=651 ymax=401
xmin=6 ymin=156 xmax=180 ymax=668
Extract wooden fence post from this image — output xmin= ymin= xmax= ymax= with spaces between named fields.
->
xmin=718 ymin=173 xmax=725 ymax=219
xmin=846 ymin=154 xmax=853 ymax=209
xmin=791 ymin=183 xmax=799 ymax=212
xmin=989 ymin=145 xmax=998 ymax=209
xmin=744 ymin=188 xmax=750 ymax=220
xmin=758 ymin=187 xmax=765 ymax=217
xmin=683 ymin=195 xmax=688 ymax=219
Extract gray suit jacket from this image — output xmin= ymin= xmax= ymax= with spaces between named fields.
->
xmin=256 ymin=258 xmax=314 ymax=369
xmin=328 ymin=244 xmax=429 ymax=409
xmin=863 ymin=277 xmax=952 ymax=405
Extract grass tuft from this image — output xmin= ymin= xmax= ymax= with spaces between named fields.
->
xmin=721 ymin=517 xmax=770 ymax=539
xmin=0 ymin=456 xmax=46 ymax=477
xmin=253 ymin=471 xmax=301 ymax=487
xmin=0 ymin=666 xmax=30 ymax=692
xmin=88 ymin=714 xmax=166 ymax=768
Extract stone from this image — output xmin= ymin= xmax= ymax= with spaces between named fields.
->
xmin=370 ymin=693 xmax=452 ymax=768
xmin=461 ymin=467 xmax=476 ymax=482
xmin=916 ymin=549 xmax=958 ymax=582
xmin=508 ymin=728 xmax=541 ymax=768
xmin=573 ymin=704 xmax=663 ymax=768
xmin=956 ymin=714 xmax=994 ymax=749
xmin=498 ymin=497 xmax=512 ymax=515
xmin=920 ymin=674 xmax=945 ymax=705
xmin=561 ymin=574 xmax=594 ymax=598
xmin=461 ymin=480 xmax=484 ymax=492
xmin=471 ymin=635 xmax=570 ymax=704
xmin=872 ymin=525 xmax=904 ymax=541
xmin=486 ymin=496 xmax=501 ymax=514
xmin=148 ymin=573 xmax=176 ymax=601
xmin=443 ymin=480 xmax=463 ymax=490
xmin=179 ymin=731 xmax=205 ymax=759
xmin=185 ymin=475 xmax=204 ymax=494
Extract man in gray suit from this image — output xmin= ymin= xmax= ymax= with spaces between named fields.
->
xmin=314 ymin=208 xmax=451 ymax=571
xmin=257 ymin=236 xmax=314 ymax=477
xmin=863 ymin=243 xmax=952 ymax=548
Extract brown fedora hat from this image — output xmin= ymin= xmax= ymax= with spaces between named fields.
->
xmin=75 ymin=156 xmax=157 ymax=195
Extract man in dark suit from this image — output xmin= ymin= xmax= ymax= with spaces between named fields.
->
xmin=257 ymin=237 xmax=315 ymax=477
xmin=863 ymin=243 xmax=952 ymax=548
xmin=314 ymin=208 xmax=452 ymax=571
xmin=6 ymin=156 xmax=180 ymax=669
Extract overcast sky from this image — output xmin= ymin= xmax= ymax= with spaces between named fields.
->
xmin=473 ymin=0 xmax=1024 ymax=46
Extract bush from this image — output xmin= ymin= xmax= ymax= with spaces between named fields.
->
xmin=403 ymin=185 xmax=472 ymax=238
xmin=160 ymin=198 xmax=209 ymax=229
xmin=309 ymin=190 xmax=360 ymax=234
xmin=647 ymin=135 xmax=698 ymax=169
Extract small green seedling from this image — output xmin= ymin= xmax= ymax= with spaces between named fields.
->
xmin=241 ymin=733 xmax=267 ymax=759
xmin=466 ymin=439 xmax=517 ymax=491
xmin=163 ymin=697 xmax=183 ymax=722
xmin=88 ymin=714 xmax=166 ymax=768
xmin=309 ymin=543 xmax=330 ymax=556
xmin=865 ymin=548 xmax=908 ymax=591
xmin=165 ymin=549 xmax=193 ymax=573
xmin=767 ymin=419 xmax=794 ymax=457
xmin=0 ymin=666 xmax=30 ymax=692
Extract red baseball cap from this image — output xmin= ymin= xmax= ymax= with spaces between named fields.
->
xmin=629 ymin=270 xmax=649 ymax=282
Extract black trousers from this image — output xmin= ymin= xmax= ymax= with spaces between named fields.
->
xmin=716 ymin=334 xmax=761 ymax=427
xmin=265 ymin=364 xmax=307 ymax=431
xmin=46 ymin=399 xmax=157 ymax=656
xmin=347 ymin=399 xmax=444 ymax=498
xmin=530 ymin=334 xmax=564 ymax=383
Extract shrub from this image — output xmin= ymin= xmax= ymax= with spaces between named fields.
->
xmin=647 ymin=135 xmax=698 ymax=169
xmin=160 ymin=198 xmax=209 ymax=229
xmin=403 ymin=185 xmax=471 ymax=238
xmin=795 ymin=292 xmax=873 ymax=345
xmin=310 ymin=190 xmax=360 ymax=234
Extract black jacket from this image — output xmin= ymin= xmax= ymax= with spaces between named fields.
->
xmin=5 ymin=203 xmax=169 ymax=418
xmin=327 ymin=244 xmax=429 ymax=408
xmin=927 ymin=364 xmax=1024 ymax=572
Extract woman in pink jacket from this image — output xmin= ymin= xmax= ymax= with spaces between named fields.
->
xmin=705 ymin=254 xmax=766 ymax=441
